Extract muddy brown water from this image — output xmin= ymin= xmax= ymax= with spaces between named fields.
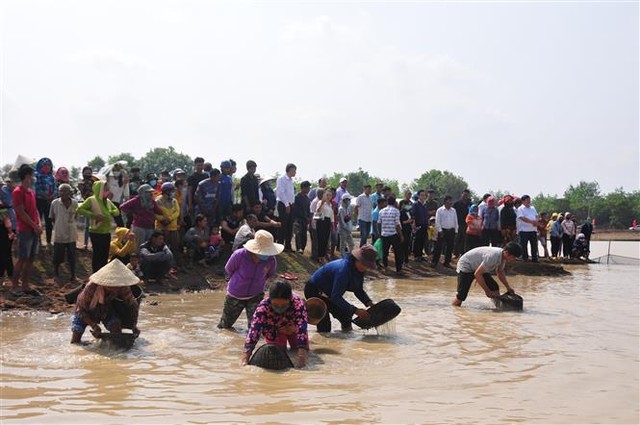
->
xmin=1 ymin=257 xmax=638 ymax=423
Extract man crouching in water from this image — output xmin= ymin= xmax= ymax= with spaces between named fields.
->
xmin=452 ymin=242 xmax=522 ymax=307
xmin=71 ymin=260 xmax=141 ymax=344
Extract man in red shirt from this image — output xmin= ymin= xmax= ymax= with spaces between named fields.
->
xmin=11 ymin=164 xmax=42 ymax=296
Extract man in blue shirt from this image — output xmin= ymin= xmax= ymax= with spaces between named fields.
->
xmin=304 ymin=245 xmax=377 ymax=332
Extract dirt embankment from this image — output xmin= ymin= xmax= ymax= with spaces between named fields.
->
xmin=1 ymin=244 xmax=578 ymax=314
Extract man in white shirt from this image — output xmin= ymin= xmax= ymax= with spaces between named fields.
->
xmin=275 ymin=163 xmax=297 ymax=251
xmin=453 ymin=242 xmax=522 ymax=307
xmin=516 ymin=194 xmax=539 ymax=262
xmin=431 ymin=195 xmax=458 ymax=268
xmin=354 ymin=184 xmax=373 ymax=247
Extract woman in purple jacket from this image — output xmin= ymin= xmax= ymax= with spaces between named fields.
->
xmin=217 ymin=230 xmax=283 ymax=329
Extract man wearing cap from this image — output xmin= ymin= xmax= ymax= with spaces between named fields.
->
xmin=335 ymin=177 xmax=350 ymax=205
xmin=217 ymin=230 xmax=284 ymax=329
xmin=304 ymin=245 xmax=377 ymax=332
xmin=194 ymin=168 xmax=221 ymax=231
xmin=71 ymin=260 xmax=141 ymax=344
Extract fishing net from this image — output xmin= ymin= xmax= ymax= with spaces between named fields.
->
xmin=248 ymin=344 xmax=294 ymax=370
xmin=352 ymin=299 xmax=402 ymax=330
xmin=592 ymin=255 xmax=640 ymax=266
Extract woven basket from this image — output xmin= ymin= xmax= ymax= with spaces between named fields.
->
xmin=352 ymin=299 xmax=401 ymax=330
xmin=248 ymin=344 xmax=294 ymax=370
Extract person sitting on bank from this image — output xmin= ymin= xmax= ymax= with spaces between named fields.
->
xmin=217 ymin=230 xmax=283 ymax=329
xmin=452 ymin=242 xmax=522 ymax=307
xmin=241 ymin=280 xmax=310 ymax=368
xmin=183 ymin=214 xmax=209 ymax=264
xmin=70 ymin=259 xmax=141 ymax=344
xmin=139 ymin=230 xmax=174 ymax=283
xmin=109 ymin=227 xmax=136 ymax=264
xmin=304 ymin=245 xmax=378 ymax=332
xmin=231 ymin=214 xmax=258 ymax=251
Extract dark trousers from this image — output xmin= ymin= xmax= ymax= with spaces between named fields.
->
xmin=358 ymin=220 xmax=371 ymax=247
xmin=519 ymin=231 xmax=538 ymax=261
xmin=276 ymin=201 xmax=293 ymax=250
xmin=316 ymin=218 xmax=332 ymax=259
xmin=293 ymin=219 xmax=308 ymax=252
xmin=401 ymin=226 xmax=412 ymax=263
xmin=482 ymin=229 xmax=502 ymax=247
xmin=413 ymin=225 xmax=427 ymax=259
xmin=89 ymin=232 xmax=111 ymax=272
xmin=0 ymin=226 xmax=14 ymax=278
xmin=112 ymin=201 xmax=125 ymax=227
xmin=310 ymin=227 xmax=318 ymax=260
xmin=382 ymin=234 xmax=403 ymax=272
xmin=304 ymin=281 xmax=353 ymax=332
xmin=454 ymin=223 xmax=467 ymax=256
xmin=53 ymin=242 xmax=76 ymax=276
xmin=456 ymin=272 xmax=498 ymax=302
xmin=562 ymin=234 xmax=575 ymax=258
xmin=36 ymin=198 xmax=53 ymax=244
xmin=432 ymin=228 xmax=455 ymax=266
xmin=464 ymin=233 xmax=482 ymax=253
xmin=550 ymin=236 xmax=562 ymax=257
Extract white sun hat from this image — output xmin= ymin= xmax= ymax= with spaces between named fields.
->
xmin=89 ymin=259 xmax=140 ymax=287
xmin=244 ymin=230 xmax=284 ymax=256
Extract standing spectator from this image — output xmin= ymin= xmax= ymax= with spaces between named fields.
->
xmin=10 ymin=164 xmax=43 ymax=296
xmin=77 ymin=167 xmax=98 ymax=249
xmin=337 ymin=194 xmax=355 ymax=256
xmin=308 ymin=177 xmax=327 ymax=202
xmin=34 ymin=157 xmax=57 ymax=246
xmin=292 ymin=181 xmax=311 ymax=254
xmin=155 ymin=182 xmax=181 ymax=267
xmin=549 ymin=213 xmax=563 ymax=258
xmin=371 ymin=197 xmax=387 ymax=244
xmin=431 ymin=195 xmax=458 ymax=268
xmin=120 ymin=184 xmax=163 ymax=249
xmin=516 ymin=194 xmax=539 ymax=262
xmin=49 ymin=183 xmax=78 ymax=280
xmin=537 ymin=212 xmax=550 ymax=258
xmin=369 ymin=183 xmax=384 ymax=210
xmin=194 ymin=168 xmax=221 ymax=231
xmin=77 ymin=180 xmax=120 ymax=272
xmin=425 ymin=189 xmax=439 ymax=220
xmin=481 ymin=196 xmax=502 ymax=247
xmin=0 ymin=173 xmax=18 ymax=281
xmin=314 ymin=190 xmax=334 ymax=264
xmin=275 ymin=163 xmax=296 ymax=251
xmin=453 ymin=189 xmax=471 ymax=258
xmin=104 ymin=162 xmax=129 ymax=227
xmin=580 ymin=217 xmax=594 ymax=256
xmin=465 ymin=204 xmax=483 ymax=253
xmin=240 ymin=160 xmax=260 ymax=213
xmin=377 ymin=196 xmax=404 ymax=274
xmin=354 ymin=184 xmax=373 ymax=247
xmin=258 ymin=177 xmax=277 ymax=217
xmin=309 ymin=188 xmax=324 ymax=261
xmin=186 ymin=157 xmax=208 ymax=226
xmin=335 ymin=177 xmax=350 ymax=205
xmin=500 ymin=196 xmax=517 ymax=245
xmin=398 ymin=199 xmax=414 ymax=264
xmin=219 ymin=161 xmax=234 ymax=220
xmin=561 ymin=212 xmax=577 ymax=259
xmin=411 ymin=190 xmax=429 ymax=262
xmin=139 ymin=231 xmax=174 ymax=283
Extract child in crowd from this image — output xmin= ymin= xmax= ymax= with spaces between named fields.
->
xmin=206 ymin=226 xmax=225 ymax=263
xmin=337 ymin=194 xmax=355 ymax=256
xmin=427 ymin=216 xmax=437 ymax=256
xmin=127 ymin=253 xmax=143 ymax=279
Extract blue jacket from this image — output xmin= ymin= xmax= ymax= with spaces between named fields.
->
xmin=308 ymin=254 xmax=372 ymax=315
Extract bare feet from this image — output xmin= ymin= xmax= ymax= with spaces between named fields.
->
xmin=452 ymin=298 xmax=462 ymax=307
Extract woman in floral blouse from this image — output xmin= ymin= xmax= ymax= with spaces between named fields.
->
xmin=242 ymin=280 xmax=309 ymax=368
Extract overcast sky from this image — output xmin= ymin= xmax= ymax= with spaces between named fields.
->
xmin=1 ymin=1 xmax=638 ymax=196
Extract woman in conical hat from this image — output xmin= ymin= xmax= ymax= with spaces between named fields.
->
xmin=70 ymin=260 xmax=141 ymax=344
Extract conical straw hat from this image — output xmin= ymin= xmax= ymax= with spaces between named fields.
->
xmin=89 ymin=259 xmax=140 ymax=287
